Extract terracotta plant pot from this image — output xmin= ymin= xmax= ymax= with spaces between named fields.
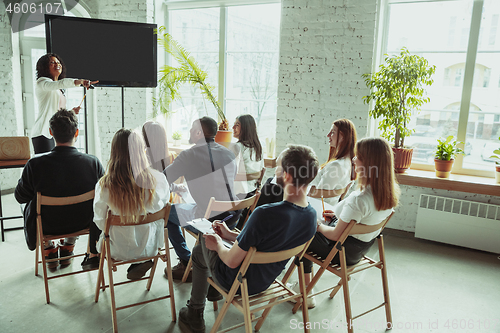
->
xmin=392 ymin=147 xmax=413 ymax=173
xmin=434 ymin=159 xmax=454 ymax=178
xmin=495 ymin=164 xmax=500 ymax=184
xmin=214 ymin=130 xmax=232 ymax=148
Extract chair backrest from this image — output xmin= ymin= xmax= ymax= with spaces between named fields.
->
xmin=203 ymin=192 xmax=261 ymax=220
xmin=332 ymin=211 xmax=394 ymax=246
xmin=264 ymin=157 xmax=277 ymax=168
xmin=37 ymin=190 xmax=95 ymax=214
xmin=234 ymin=167 xmax=266 ymax=189
xmin=350 ymin=211 xmax=394 ymax=235
xmin=238 ymin=236 xmax=314 ymax=277
xmin=104 ymin=202 xmax=172 ymax=234
xmin=308 ymin=185 xmax=349 ymax=199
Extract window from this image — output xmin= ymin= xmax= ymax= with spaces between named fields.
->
xmin=380 ymin=0 xmax=500 ymax=177
xmin=165 ymin=1 xmax=280 ymax=153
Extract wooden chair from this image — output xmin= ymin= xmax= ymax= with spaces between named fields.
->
xmin=35 ymin=190 xmax=95 ymax=304
xmin=234 ymin=167 xmax=266 ymax=190
xmin=307 ymin=182 xmax=352 ymax=200
xmin=94 ymin=203 xmax=176 ymax=333
xmin=288 ymin=212 xmax=395 ymax=333
xmin=208 ymin=237 xmax=314 ymax=333
xmin=181 ymin=191 xmax=261 ymax=284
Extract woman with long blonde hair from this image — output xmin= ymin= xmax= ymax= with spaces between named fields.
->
xmin=91 ymin=129 xmax=170 ymax=279
xmin=293 ymin=137 xmax=400 ymax=308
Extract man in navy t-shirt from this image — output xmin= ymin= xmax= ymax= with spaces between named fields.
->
xmin=178 ymin=144 xmax=319 ymax=332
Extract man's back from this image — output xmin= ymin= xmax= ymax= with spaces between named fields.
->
xmin=165 ymin=140 xmax=237 ymax=218
xmin=214 ymin=200 xmax=317 ymax=295
xmin=15 ymin=146 xmax=104 ymax=249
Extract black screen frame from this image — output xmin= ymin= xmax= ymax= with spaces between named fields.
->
xmin=45 ymin=15 xmax=157 ymax=88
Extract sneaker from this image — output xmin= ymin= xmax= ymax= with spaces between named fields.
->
xmin=127 ymin=260 xmax=154 ymax=280
xmin=166 ymin=260 xmax=192 ymax=282
xmin=81 ymin=254 xmax=100 ymax=271
xmin=58 ymin=242 xmax=75 ymax=268
xmin=207 ymin=284 xmax=223 ymax=302
xmin=179 ymin=301 xmax=205 ymax=332
xmin=44 ymin=245 xmax=58 ymax=270
xmin=287 ymin=281 xmax=316 ymax=309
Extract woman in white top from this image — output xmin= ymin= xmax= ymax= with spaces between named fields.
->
xmin=308 ymin=119 xmax=357 ymax=205
xmin=32 ymin=53 xmax=98 ymax=154
xmin=232 ymin=114 xmax=264 ymax=194
xmin=93 ymin=129 xmax=170 ymax=280
xmin=304 ymin=137 xmax=400 ymax=285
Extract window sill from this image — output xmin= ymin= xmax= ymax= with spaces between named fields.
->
xmin=396 ymin=169 xmax=499 ymax=196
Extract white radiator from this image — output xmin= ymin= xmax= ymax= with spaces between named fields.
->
xmin=415 ymin=194 xmax=500 ymax=253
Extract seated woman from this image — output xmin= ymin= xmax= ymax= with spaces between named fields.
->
xmin=231 ymin=114 xmax=264 ymax=195
xmin=142 ymin=121 xmax=174 ymax=172
xmin=93 ymin=129 xmax=170 ymax=280
xmin=258 ymin=118 xmax=356 ymax=207
xmin=294 ymin=137 xmax=400 ymax=307
xmin=308 ymin=118 xmax=356 ymax=205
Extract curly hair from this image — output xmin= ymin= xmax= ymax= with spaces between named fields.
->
xmin=36 ymin=53 xmax=66 ymax=80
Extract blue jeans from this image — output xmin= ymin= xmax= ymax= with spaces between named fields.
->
xmin=167 ymin=203 xmax=198 ymax=263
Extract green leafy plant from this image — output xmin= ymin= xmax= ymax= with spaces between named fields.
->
xmin=489 ymin=136 xmax=500 ymax=164
xmin=362 ymin=48 xmax=436 ymax=148
xmin=434 ymin=136 xmax=465 ymax=161
xmin=172 ymin=131 xmax=182 ymax=141
xmin=155 ymin=27 xmax=228 ymax=130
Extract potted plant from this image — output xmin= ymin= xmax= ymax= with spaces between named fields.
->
xmin=172 ymin=131 xmax=182 ymax=146
xmin=434 ymin=135 xmax=465 ymax=178
xmin=155 ymin=27 xmax=231 ymax=144
xmin=489 ymin=136 xmax=500 ymax=183
xmin=362 ymin=48 xmax=436 ymax=173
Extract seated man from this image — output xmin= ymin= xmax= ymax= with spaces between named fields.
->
xmin=164 ymin=116 xmax=239 ymax=281
xmin=15 ymin=109 xmax=104 ymax=270
xmin=178 ymin=144 xmax=319 ymax=332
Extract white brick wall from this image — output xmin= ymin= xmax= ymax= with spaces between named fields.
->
xmin=0 ymin=3 xmax=24 ymax=190
xmin=277 ymin=0 xmax=377 ymax=161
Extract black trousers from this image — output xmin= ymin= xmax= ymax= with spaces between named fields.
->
xmin=302 ymin=232 xmax=376 ymax=273
xmin=32 ymin=135 xmax=55 ymax=154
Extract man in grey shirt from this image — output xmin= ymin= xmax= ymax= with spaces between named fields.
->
xmin=164 ymin=117 xmax=238 ymax=280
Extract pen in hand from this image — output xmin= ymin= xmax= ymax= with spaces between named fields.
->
xmin=220 ymin=214 xmax=234 ymax=224
xmin=212 ymin=214 xmax=233 ymax=236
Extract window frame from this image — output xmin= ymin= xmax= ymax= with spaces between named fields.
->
xmin=376 ymin=0 xmax=498 ymax=178
xmin=163 ymin=0 xmax=281 ymax=139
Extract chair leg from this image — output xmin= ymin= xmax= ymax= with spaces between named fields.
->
xmin=35 ymin=238 xmax=40 ymax=276
xmin=39 ymin=244 xmax=51 ymax=304
xmin=213 ymin=300 xmax=218 ymax=311
xmin=378 ymin=236 xmax=392 ymax=325
xmin=339 ymin=249 xmax=353 ymax=333
xmin=105 ymin=254 xmax=118 ymax=332
xmin=298 ymin=263 xmax=310 ymax=333
xmin=241 ymin=279 xmax=252 ymax=333
xmin=210 ymin=294 xmax=232 ymax=333
xmin=146 ymin=257 xmax=158 ymax=291
xmin=182 ymin=238 xmax=198 ymax=283
xmin=329 ymin=280 xmax=343 ymax=299
xmin=164 ymin=229 xmax=177 ymax=322
xmin=95 ymin=246 xmax=107 ymax=302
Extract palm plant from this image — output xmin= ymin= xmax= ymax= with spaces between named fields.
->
xmin=155 ymin=27 xmax=228 ymax=130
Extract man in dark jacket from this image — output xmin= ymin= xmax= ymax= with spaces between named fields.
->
xmin=15 ymin=109 xmax=104 ymax=270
